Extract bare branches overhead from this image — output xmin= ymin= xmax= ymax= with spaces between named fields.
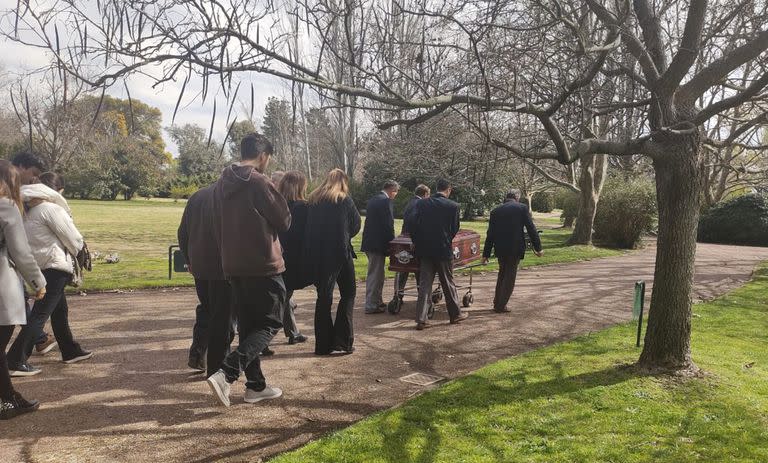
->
xmin=3 ymin=0 xmax=767 ymax=165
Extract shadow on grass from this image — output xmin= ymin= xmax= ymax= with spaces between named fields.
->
xmin=378 ymin=363 xmax=644 ymax=463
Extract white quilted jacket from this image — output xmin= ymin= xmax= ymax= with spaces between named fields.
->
xmin=22 ymin=185 xmax=83 ymax=274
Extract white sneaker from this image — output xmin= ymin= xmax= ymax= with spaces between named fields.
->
xmin=206 ymin=370 xmax=231 ymax=407
xmin=244 ymin=385 xmax=283 ymax=403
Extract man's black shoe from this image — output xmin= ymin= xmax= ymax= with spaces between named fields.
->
xmin=261 ymin=347 xmax=275 ymax=356
xmin=63 ymin=349 xmax=93 ymax=364
xmin=188 ymin=353 xmax=206 ymax=372
xmin=9 ymin=363 xmax=42 ymax=377
xmin=288 ymin=334 xmax=307 ymax=345
xmin=332 ymin=345 xmax=355 ymax=355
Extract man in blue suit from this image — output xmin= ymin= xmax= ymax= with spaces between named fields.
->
xmin=482 ymin=189 xmax=543 ymax=313
xmin=361 ymin=180 xmax=400 ymax=313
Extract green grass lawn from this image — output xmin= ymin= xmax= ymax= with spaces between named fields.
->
xmin=69 ymin=199 xmax=621 ymax=292
xmin=270 ymin=266 xmax=768 ymax=463
xmin=70 ymin=199 xmax=196 ymax=291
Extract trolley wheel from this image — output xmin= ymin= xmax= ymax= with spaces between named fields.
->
xmin=427 ymin=303 xmax=435 ymax=319
xmin=431 ymin=289 xmax=443 ymax=304
xmin=462 ymin=292 xmax=474 ymax=308
xmin=387 ymin=297 xmax=402 ymax=314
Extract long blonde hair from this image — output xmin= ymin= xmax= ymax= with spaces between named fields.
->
xmin=0 ymin=159 xmax=23 ymax=214
xmin=279 ymin=170 xmax=307 ymax=202
xmin=308 ymin=168 xmax=349 ymax=205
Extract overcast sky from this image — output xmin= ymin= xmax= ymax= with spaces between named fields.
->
xmin=1 ymin=37 xmax=288 ymax=157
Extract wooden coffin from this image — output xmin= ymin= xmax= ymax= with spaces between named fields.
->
xmin=387 ymin=230 xmax=482 ymax=273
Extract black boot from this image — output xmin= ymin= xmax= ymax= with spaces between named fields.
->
xmin=0 ymin=392 xmax=40 ymax=420
xmin=187 ymin=350 xmax=206 ymax=372
xmin=261 ymin=347 xmax=275 ymax=356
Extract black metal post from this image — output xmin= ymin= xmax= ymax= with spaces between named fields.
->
xmin=168 ymin=245 xmax=176 ymax=280
xmin=635 ymin=281 xmax=646 ymax=347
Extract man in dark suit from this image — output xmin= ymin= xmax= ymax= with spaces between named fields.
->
xmin=389 ymin=184 xmax=430 ymax=310
xmin=406 ymin=179 xmax=467 ymax=330
xmin=361 ymin=180 xmax=400 ymax=314
xmin=482 ymin=189 xmax=543 ymax=313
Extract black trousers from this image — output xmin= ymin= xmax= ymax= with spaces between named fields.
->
xmin=314 ymin=256 xmax=356 ymax=354
xmin=189 ymin=281 xmax=208 ymax=362
xmin=192 ymin=278 xmax=236 ymax=377
xmin=221 ymin=275 xmax=284 ymax=391
xmin=0 ymin=325 xmax=15 ymax=401
xmin=494 ymin=255 xmax=521 ymax=311
xmin=7 ymin=269 xmax=81 ymax=367
xmin=282 ymin=290 xmax=301 ymax=339
xmin=22 ymin=289 xmax=47 ymax=345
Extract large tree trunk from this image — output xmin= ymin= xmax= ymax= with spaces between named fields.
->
xmin=569 ymin=154 xmax=607 ymax=245
xmin=638 ymin=137 xmax=702 ymax=373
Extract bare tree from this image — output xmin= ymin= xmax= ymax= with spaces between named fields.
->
xmin=7 ymin=69 xmax=91 ymax=170
xmin=6 ymin=0 xmax=768 ymax=373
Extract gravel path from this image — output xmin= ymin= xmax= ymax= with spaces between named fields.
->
xmin=1 ymin=242 xmax=766 ymax=463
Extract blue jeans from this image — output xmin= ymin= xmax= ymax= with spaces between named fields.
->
xmin=220 ymin=275 xmax=284 ymax=391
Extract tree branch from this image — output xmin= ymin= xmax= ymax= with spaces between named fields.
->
xmin=632 ymin=0 xmax=668 ymax=73
xmin=678 ymin=29 xmax=768 ymax=103
xmin=585 ymin=0 xmax=660 ymax=85
xmin=693 ymin=71 xmax=768 ymax=124
xmin=546 ymin=30 xmax=619 ymax=115
xmin=575 ymin=136 xmax=654 ymax=157
xmin=376 ymin=103 xmax=451 ymax=129
xmin=657 ymin=0 xmax=707 ymax=97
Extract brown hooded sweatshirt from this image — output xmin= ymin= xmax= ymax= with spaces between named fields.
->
xmin=213 ymin=164 xmax=291 ymax=277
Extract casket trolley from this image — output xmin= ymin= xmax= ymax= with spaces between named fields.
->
xmin=387 ymin=230 xmax=483 ymax=318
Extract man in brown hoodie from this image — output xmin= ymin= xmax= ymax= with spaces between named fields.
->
xmin=206 ymin=133 xmax=291 ymax=407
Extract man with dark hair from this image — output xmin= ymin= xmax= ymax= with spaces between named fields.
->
xmin=206 ymin=132 xmax=291 ymax=407
xmin=482 ymin=189 xmax=543 ymax=313
xmin=361 ymin=179 xmax=399 ymax=314
xmin=406 ymin=179 xmax=467 ymax=330
xmin=178 ymin=184 xmax=234 ymax=376
xmin=389 ymin=184 xmax=430 ymax=312
xmin=10 ymin=152 xmax=44 ymax=185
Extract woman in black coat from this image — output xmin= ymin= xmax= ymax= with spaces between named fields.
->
xmin=276 ymin=171 xmax=310 ymax=344
xmin=305 ymin=169 xmax=361 ymax=355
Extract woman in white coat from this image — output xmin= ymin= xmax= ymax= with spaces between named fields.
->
xmin=6 ymin=172 xmax=92 ymax=376
xmin=0 ymin=160 xmax=46 ymax=420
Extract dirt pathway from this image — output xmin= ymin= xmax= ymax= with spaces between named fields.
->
xmin=1 ymin=243 xmax=766 ymax=463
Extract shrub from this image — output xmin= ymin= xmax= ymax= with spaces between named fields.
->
xmin=594 ymin=177 xmax=656 ymax=248
xmin=698 ymin=194 xmax=768 ymax=246
xmin=392 ymin=190 xmax=413 ymax=218
xmin=157 ymin=173 xmax=217 ymax=198
xmin=170 ymin=185 xmax=198 ymax=200
xmin=531 ymin=192 xmax=555 ymax=213
xmin=556 ymin=190 xmax=580 ymax=227
xmin=348 ymin=179 xmax=368 ymax=213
